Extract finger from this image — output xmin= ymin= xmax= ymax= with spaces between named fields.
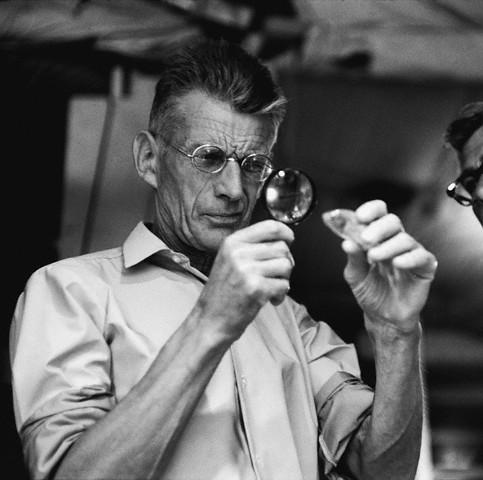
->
xmin=392 ymin=247 xmax=438 ymax=280
xmin=267 ymin=278 xmax=291 ymax=306
xmin=341 ymin=239 xmax=370 ymax=286
xmin=232 ymin=220 xmax=294 ymax=245
xmin=248 ymin=241 xmax=295 ymax=266
xmin=360 ymin=213 xmax=404 ymax=247
xmin=366 ymin=232 xmax=417 ymax=263
xmin=341 ymin=238 xmax=364 ymax=256
xmin=255 ymin=257 xmax=293 ymax=279
xmin=355 ymin=199 xmax=388 ymax=224
xmin=270 ymin=294 xmax=286 ymax=306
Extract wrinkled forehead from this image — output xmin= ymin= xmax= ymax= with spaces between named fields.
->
xmin=172 ymin=90 xmax=278 ymax=151
xmin=460 ymin=125 xmax=483 ymax=169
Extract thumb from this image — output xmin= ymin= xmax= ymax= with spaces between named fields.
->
xmin=342 ymin=239 xmax=370 ymax=287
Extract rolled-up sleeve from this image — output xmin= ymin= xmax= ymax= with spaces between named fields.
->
xmin=9 ymin=264 xmax=115 ymax=479
xmin=295 ymin=303 xmax=374 ymax=478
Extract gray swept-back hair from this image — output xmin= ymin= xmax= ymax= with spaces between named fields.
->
xmin=148 ymin=38 xmax=287 ymax=140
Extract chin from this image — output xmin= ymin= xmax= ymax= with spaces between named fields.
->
xmin=191 ymin=211 xmax=253 ymax=253
xmin=197 ymin=228 xmax=237 ymax=253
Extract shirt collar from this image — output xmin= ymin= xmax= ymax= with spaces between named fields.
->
xmin=122 ymin=222 xmax=207 ymax=283
xmin=123 ymin=222 xmax=189 ymax=268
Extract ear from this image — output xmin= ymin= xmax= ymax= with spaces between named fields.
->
xmin=133 ymin=130 xmax=159 ymax=189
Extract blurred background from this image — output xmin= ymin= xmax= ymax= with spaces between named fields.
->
xmin=1 ymin=1 xmax=482 ymax=479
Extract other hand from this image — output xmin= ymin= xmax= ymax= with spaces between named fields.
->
xmin=342 ymin=200 xmax=438 ymax=335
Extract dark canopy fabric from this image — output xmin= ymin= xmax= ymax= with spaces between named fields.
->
xmin=290 ymin=0 xmax=483 ymax=82
xmin=0 ymin=0 xmax=199 ymax=57
xmin=1 ymin=0 xmax=483 ymax=81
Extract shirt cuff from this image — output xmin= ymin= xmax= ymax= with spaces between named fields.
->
xmin=20 ymin=386 xmax=114 ymax=479
xmin=315 ymin=371 xmax=374 ymax=477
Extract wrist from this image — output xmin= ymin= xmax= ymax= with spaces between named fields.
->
xmin=366 ymin=319 xmax=423 ymax=384
xmin=187 ymin=303 xmax=239 ymax=353
xmin=364 ymin=314 xmax=422 ymax=347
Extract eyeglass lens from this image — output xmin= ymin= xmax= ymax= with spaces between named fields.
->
xmin=460 ymin=168 xmax=481 ymax=195
xmin=192 ymin=146 xmax=225 ymax=172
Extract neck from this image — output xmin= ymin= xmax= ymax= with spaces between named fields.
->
xmin=151 ymin=222 xmax=215 ymax=276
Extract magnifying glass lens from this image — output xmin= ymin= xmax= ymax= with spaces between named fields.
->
xmin=264 ymin=168 xmax=315 ymax=225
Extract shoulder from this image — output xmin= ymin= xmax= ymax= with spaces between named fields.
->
xmin=13 ymin=248 xmax=124 ymax=333
xmin=18 ymin=248 xmax=124 ymax=313
xmin=26 ymin=247 xmax=123 ymax=287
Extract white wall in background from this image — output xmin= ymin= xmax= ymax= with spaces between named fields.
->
xmin=59 ymin=72 xmax=156 ymax=258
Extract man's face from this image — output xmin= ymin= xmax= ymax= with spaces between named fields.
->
xmin=154 ymin=90 xmax=276 ymax=253
xmin=459 ymin=126 xmax=483 ymax=226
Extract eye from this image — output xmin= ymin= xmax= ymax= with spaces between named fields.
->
xmin=242 ymin=155 xmax=273 ymax=175
xmin=193 ymin=145 xmax=225 ymax=172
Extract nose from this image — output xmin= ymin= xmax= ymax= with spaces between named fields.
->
xmin=213 ymin=158 xmax=244 ymax=201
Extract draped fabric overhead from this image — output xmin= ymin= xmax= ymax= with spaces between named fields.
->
xmin=1 ymin=0 xmax=483 ymax=81
xmin=0 ymin=0 xmax=200 ymax=58
xmin=290 ymin=0 xmax=483 ymax=81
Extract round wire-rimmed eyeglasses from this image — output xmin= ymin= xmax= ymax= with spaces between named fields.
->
xmin=446 ymin=161 xmax=483 ymax=206
xmin=165 ymin=141 xmax=274 ymax=182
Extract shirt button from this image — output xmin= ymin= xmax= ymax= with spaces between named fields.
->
xmin=241 ymin=376 xmax=247 ymax=387
xmin=172 ymin=254 xmax=187 ymax=264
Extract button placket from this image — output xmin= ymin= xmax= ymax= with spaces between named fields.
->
xmin=231 ymin=346 xmax=263 ymax=480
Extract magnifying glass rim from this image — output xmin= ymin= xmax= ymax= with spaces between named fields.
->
xmin=262 ymin=167 xmax=317 ymax=225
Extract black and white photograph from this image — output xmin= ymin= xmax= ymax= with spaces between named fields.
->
xmin=2 ymin=1 xmax=483 ymax=479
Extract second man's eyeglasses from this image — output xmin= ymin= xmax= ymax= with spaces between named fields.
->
xmin=446 ymin=161 xmax=483 ymax=206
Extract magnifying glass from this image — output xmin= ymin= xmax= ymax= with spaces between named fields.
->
xmin=262 ymin=168 xmax=316 ymax=225
xmin=262 ymin=169 xmax=374 ymax=248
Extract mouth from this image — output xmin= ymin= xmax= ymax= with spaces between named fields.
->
xmin=204 ymin=212 xmax=244 ymax=226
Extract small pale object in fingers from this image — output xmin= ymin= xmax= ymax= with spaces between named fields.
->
xmin=321 ymin=209 xmax=372 ymax=250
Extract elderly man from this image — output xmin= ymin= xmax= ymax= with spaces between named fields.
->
xmin=10 ymin=39 xmax=437 ymax=480
xmin=445 ymin=101 xmax=483 ymax=226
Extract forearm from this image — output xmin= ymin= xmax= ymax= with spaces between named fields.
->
xmin=54 ymin=308 xmax=231 ymax=480
xmin=346 ymin=318 xmax=423 ymax=480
